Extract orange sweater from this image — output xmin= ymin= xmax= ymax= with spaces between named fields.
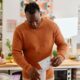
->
xmin=12 ymin=18 xmax=67 ymax=74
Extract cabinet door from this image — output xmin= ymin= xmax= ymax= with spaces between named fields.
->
xmin=54 ymin=70 xmax=67 ymax=80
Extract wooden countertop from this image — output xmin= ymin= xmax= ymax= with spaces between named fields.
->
xmin=0 ymin=62 xmax=17 ymax=67
xmin=0 ymin=59 xmax=18 ymax=67
xmin=61 ymin=59 xmax=80 ymax=66
xmin=0 ymin=59 xmax=80 ymax=69
xmin=56 ymin=59 xmax=80 ymax=69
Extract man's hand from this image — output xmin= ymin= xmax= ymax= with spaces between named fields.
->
xmin=51 ymin=55 xmax=65 ymax=67
xmin=26 ymin=66 xmax=40 ymax=80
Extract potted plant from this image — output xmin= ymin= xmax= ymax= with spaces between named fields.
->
xmin=6 ymin=39 xmax=13 ymax=61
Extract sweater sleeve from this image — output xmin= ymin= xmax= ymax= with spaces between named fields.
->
xmin=54 ymin=23 xmax=68 ymax=58
xmin=12 ymin=28 xmax=31 ymax=70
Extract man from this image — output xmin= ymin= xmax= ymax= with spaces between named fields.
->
xmin=12 ymin=2 xmax=67 ymax=80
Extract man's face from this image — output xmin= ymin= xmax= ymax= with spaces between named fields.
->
xmin=26 ymin=11 xmax=41 ymax=28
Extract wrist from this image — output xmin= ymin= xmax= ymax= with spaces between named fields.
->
xmin=24 ymin=64 xmax=32 ymax=71
xmin=58 ymin=55 xmax=65 ymax=61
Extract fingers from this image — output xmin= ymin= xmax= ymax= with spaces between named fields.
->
xmin=51 ymin=57 xmax=56 ymax=65
xmin=51 ymin=57 xmax=62 ymax=67
xmin=51 ymin=58 xmax=55 ymax=62
xmin=31 ymin=73 xmax=37 ymax=80
xmin=31 ymin=73 xmax=40 ymax=80
xmin=35 ymin=71 xmax=40 ymax=80
xmin=53 ymin=58 xmax=61 ymax=66
xmin=31 ymin=68 xmax=40 ymax=80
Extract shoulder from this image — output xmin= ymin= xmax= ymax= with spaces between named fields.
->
xmin=14 ymin=21 xmax=26 ymax=35
xmin=16 ymin=21 xmax=26 ymax=30
xmin=15 ymin=21 xmax=28 ymax=32
xmin=43 ymin=17 xmax=59 ymax=31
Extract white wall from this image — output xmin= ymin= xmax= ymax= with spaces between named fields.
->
xmin=53 ymin=0 xmax=80 ymax=53
xmin=53 ymin=0 xmax=80 ymax=18
xmin=54 ymin=17 xmax=78 ymax=39
xmin=54 ymin=17 xmax=78 ymax=55
xmin=2 ymin=0 xmax=21 ymax=56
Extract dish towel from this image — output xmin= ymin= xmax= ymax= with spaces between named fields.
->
xmin=38 ymin=56 xmax=51 ymax=80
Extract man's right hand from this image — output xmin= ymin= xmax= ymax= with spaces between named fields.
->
xmin=26 ymin=65 xmax=40 ymax=80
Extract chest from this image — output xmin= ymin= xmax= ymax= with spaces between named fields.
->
xmin=22 ymin=27 xmax=54 ymax=50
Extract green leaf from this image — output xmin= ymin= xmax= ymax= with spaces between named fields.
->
xmin=53 ymin=50 xmax=57 ymax=57
xmin=6 ymin=39 xmax=12 ymax=52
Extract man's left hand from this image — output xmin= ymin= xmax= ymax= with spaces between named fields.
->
xmin=51 ymin=55 xmax=65 ymax=67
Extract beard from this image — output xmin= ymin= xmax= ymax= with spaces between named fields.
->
xmin=31 ymin=22 xmax=39 ymax=29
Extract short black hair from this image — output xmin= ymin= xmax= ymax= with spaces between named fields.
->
xmin=24 ymin=2 xmax=40 ymax=14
